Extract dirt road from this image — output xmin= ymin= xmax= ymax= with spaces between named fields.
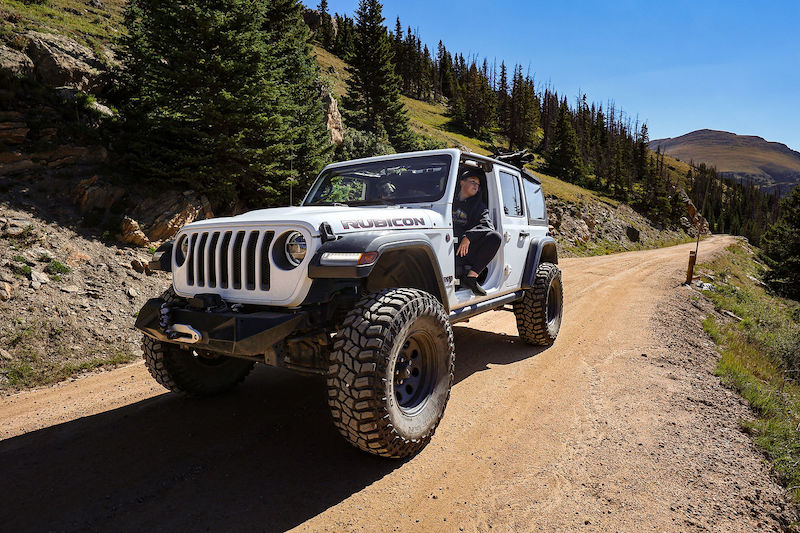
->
xmin=0 ymin=235 xmax=794 ymax=532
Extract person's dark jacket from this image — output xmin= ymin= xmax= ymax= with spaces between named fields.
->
xmin=452 ymin=193 xmax=494 ymax=241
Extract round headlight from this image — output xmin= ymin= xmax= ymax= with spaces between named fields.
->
xmin=285 ymin=231 xmax=306 ymax=266
xmin=175 ymin=235 xmax=188 ymax=266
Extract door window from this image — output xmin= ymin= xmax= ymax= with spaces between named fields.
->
xmin=499 ymin=172 xmax=524 ymax=217
xmin=522 ymin=178 xmax=546 ymax=221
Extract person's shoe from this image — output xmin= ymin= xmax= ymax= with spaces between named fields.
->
xmin=461 ymin=276 xmax=487 ymax=296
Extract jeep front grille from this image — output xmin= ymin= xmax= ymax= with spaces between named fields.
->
xmin=182 ymin=230 xmax=274 ymax=291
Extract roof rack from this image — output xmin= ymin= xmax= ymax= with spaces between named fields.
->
xmin=491 ymin=149 xmax=542 ymax=184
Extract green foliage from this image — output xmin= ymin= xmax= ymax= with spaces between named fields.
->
xmin=760 ymin=186 xmax=800 ymax=299
xmin=335 ymin=127 xmax=395 ymax=161
xmin=45 ymin=260 xmax=71 ymax=276
xmin=317 ymin=0 xmax=335 ymax=49
xmin=507 ymin=66 xmax=541 ymax=150
xmin=119 ymin=0 xmax=331 ymax=209
xmin=544 ymin=98 xmax=586 ymax=184
xmin=14 ymin=264 xmax=32 ymax=277
xmin=450 ymin=62 xmax=495 ymax=139
xmin=343 ymin=0 xmax=414 ymax=152
xmin=699 ymin=243 xmax=800 ymax=503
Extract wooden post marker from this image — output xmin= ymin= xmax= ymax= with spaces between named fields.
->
xmin=686 ymin=250 xmax=697 ymax=285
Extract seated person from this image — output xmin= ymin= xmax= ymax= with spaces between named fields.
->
xmin=453 ymin=168 xmax=502 ymax=296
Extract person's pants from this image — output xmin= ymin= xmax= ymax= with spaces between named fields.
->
xmin=456 ymin=231 xmax=502 ymax=276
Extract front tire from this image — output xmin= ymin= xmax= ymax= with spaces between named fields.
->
xmin=513 ymin=262 xmax=563 ymax=345
xmin=327 ymin=288 xmax=455 ymax=458
xmin=141 ymin=288 xmax=255 ymax=397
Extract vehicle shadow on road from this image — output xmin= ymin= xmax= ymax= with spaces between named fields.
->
xmin=0 ymin=327 xmax=543 ymax=532
xmin=453 ymin=323 xmax=548 ymax=384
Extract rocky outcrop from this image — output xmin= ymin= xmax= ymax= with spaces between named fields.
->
xmin=321 ymin=89 xmax=344 ymax=145
xmin=0 ymin=111 xmax=29 ymax=145
xmin=546 ymin=196 xmax=696 ymax=254
xmin=122 ymin=190 xmax=215 ymax=245
xmin=73 ymin=176 xmax=126 ymax=214
xmin=302 ymin=9 xmax=338 ymax=39
xmin=23 ymin=31 xmax=109 ymax=91
xmin=0 ymin=143 xmax=108 ymax=176
xmin=0 ymin=44 xmax=34 ymax=78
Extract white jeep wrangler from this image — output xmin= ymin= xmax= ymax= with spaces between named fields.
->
xmin=136 ymin=149 xmax=563 ymax=458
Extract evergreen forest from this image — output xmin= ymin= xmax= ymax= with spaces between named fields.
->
xmin=117 ymin=0 xmax=795 ymax=296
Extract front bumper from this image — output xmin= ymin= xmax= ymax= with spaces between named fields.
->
xmin=134 ymin=298 xmax=308 ymax=356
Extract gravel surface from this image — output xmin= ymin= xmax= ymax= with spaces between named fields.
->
xmin=0 ymin=235 xmax=795 ymax=532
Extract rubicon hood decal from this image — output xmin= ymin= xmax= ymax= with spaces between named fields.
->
xmin=340 ymin=217 xmax=426 ymax=230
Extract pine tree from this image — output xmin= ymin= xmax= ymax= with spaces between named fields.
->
xmin=333 ymin=14 xmax=355 ymax=58
xmin=317 ymin=0 xmax=335 ymax=49
xmin=496 ymin=61 xmax=510 ymax=140
xmin=119 ymin=0 xmax=330 ymax=208
xmin=761 ymin=185 xmax=800 ymax=299
xmin=545 ymin=98 xmax=585 ymax=183
xmin=508 ymin=67 xmax=540 ymax=150
xmin=450 ymin=62 xmax=494 ymax=138
xmin=266 ymin=0 xmax=333 ymax=203
xmin=343 ymin=0 xmax=414 ymax=151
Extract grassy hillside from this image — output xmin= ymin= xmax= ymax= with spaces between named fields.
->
xmin=652 ymin=129 xmax=800 ymax=192
xmin=699 ymin=242 xmax=800 ymax=504
xmin=1 ymin=0 xmax=125 ymax=50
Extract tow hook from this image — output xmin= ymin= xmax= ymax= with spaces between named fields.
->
xmin=159 ymin=301 xmax=201 ymax=343
xmin=168 ymin=324 xmax=202 ymax=344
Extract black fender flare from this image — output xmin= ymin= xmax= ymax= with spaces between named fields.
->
xmin=308 ymin=231 xmax=447 ymax=307
xmin=521 ymin=236 xmax=558 ymax=290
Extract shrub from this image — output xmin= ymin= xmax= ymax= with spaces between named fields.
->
xmin=45 ymin=261 xmax=71 ymax=276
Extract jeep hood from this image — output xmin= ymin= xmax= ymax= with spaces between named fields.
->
xmin=180 ymin=206 xmax=440 ymax=235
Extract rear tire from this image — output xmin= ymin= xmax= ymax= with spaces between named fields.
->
xmin=513 ymin=262 xmax=563 ymax=346
xmin=141 ymin=288 xmax=255 ymax=397
xmin=327 ymin=288 xmax=455 ymax=458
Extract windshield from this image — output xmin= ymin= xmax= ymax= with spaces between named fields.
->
xmin=304 ymin=154 xmax=451 ymax=206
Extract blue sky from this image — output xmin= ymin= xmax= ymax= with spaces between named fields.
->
xmin=323 ymin=0 xmax=800 ymax=151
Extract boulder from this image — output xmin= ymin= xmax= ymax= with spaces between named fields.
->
xmin=66 ymin=251 xmax=91 ymax=266
xmin=118 ymin=216 xmax=151 ymax=247
xmin=0 ymin=282 xmax=11 ymax=302
xmin=55 ymin=86 xmax=114 ymax=116
xmin=625 ymin=225 xmax=640 ymax=242
xmin=24 ymin=31 xmax=108 ymax=91
xmin=0 ymin=44 xmax=34 ymax=78
xmin=132 ymin=191 xmax=214 ymax=242
xmin=30 ymin=270 xmax=49 ymax=285
xmin=2 ymin=219 xmax=31 ymax=237
xmin=73 ymin=175 xmax=125 ymax=213
xmin=574 ymin=219 xmax=591 ymax=243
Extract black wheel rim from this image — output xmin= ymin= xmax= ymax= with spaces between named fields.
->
xmin=546 ymin=280 xmax=561 ymax=325
xmin=192 ymin=349 xmax=227 ymax=367
xmin=392 ymin=329 xmax=437 ymax=415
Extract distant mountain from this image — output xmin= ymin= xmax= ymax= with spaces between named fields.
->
xmin=650 ymin=129 xmax=800 ymax=194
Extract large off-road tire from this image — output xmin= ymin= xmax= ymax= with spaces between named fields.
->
xmin=513 ymin=262 xmax=563 ymax=346
xmin=328 ymin=288 xmax=455 ymax=458
xmin=141 ymin=288 xmax=255 ymax=397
